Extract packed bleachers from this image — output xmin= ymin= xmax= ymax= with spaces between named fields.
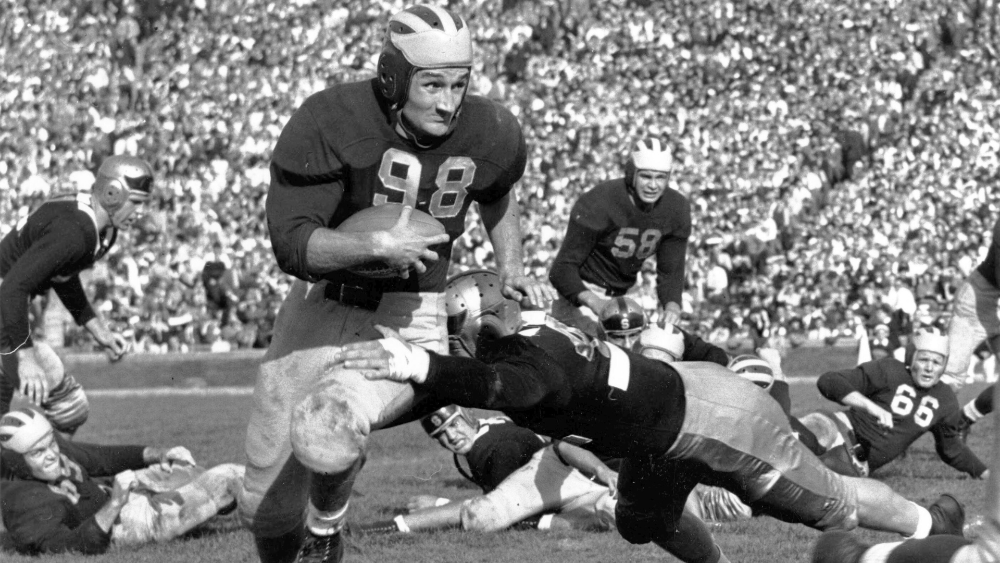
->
xmin=3 ymin=0 xmax=999 ymax=353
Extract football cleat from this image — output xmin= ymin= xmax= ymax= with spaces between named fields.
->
xmin=811 ymin=530 xmax=870 ymax=563
xmin=294 ymin=530 xmax=344 ymax=563
xmin=928 ymin=494 xmax=966 ymax=536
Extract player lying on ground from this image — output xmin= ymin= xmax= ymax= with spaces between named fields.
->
xmin=813 ymin=379 xmax=1000 ymax=563
xmin=0 ymin=408 xmax=244 ymax=555
xmin=335 ymin=269 xmax=968 ymax=563
xmin=1 ymin=155 xmax=154 ymax=428
xmin=359 ymin=405 xmax=617 ymax=534
xmin=799 ymin=327 xmax=987 ymax=479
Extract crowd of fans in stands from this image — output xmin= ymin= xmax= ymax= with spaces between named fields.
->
xmin=2 ymin=0 xmax=999 ymax=355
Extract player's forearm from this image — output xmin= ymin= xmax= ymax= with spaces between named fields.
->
xmin=839 ymin=391 xmax=876 ymax=412
xmin=0 ymin=286 xmax=33 ymax=351
xmin=52 ymin=277 xmax=96 ymax=327
xmin=555 ymin=441 xmax=613 ymax=483
xmin=479 ymin=193 xmax=525 ymax=280
xmin=655 ymin=238 xmax=687 ymax=306
xmin=576 ymin=290 xmax=607 ymax=315
xmin=304 ymin=227 xmax=396 ymax=275
xmin=94 ymin=498 xmax=128 ymax=534
xmin=424 ymin=352 xmax=556 ymax=411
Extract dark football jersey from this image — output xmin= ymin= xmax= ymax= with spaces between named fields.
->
xmin=975 ymin=215 xmax=1000 ymax=287
xmin=461 ymin=417 xmax=545 ymax=493
xmin=549 ymin=178 xmax=691 ymax=306
xmin=424 ymin=316 xmax=687 ymax=459
xmin=817 ymin=357 xmax=985 ymax=475
xmin=0 ymin=194 xmax=113 ymax=351
xmin=266 ymin=79 xmax=527 ymax=292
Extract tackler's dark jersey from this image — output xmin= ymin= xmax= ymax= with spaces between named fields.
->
xmin=461 ymin=417 xmax=546 ymax=493
xmin=0 ymin=194 xmax=115 ymax=351
xmin=424 ymin=317 xmax=687 ymax=459
xmin=549 ymin=179 xmax=691 ymax=306
xmin=266 ymin=79 xmax=527 ymax=293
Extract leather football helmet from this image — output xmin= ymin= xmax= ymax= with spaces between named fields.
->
xmin=377 ymin=4 xmax=473 ymax=110
xmin=420 ymin=404 xmax=472 ymax=437
xmin=0 ymin=408 xmax=53 ymax=454
xmin=637 ymin=324 xmax=685 ymax=363
xmin=93 ymin=155 xmax=153 ymax=227
xmin=728 ymin=354 xmax=775 ymax=390
xmin=904 ymin=326 xmax=949 ymax=366
xmin=624 ymin=138 xmax=672 ymax=188
xmin=444 ymin=270 xmax=521 ymax=358
xmin=599 ymin=297 xmax=647 ymax=349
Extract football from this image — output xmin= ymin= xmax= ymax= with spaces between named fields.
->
xmin=336 ymin=203 xmax=447 ymax=279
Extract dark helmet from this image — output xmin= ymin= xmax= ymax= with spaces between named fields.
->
xmin=598 ymin=297 xmax=647 ymax=348
xmin=376 ymin=4 xmax=473 ymax=110
xmin=420 ymin=404 xmax=472 ymax=437
xmin=444 ymin=270 xmax=522 ymax=357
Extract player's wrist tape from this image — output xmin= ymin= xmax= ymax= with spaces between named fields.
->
xmin=538 ymin=514 xmax=554 ymax=530
xmin=378 ymin=338 xmax=430 ymax=383
xmin=435 ymin=497 xmax=451 ymax=507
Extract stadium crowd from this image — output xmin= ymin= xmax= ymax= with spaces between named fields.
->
xmin=2 ymin=0 xmax=999 ymax=354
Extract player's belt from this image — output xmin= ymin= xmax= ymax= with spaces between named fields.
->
xmin=324 ymin=282 xmax=383 ymax=311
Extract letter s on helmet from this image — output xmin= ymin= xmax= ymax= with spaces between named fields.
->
xmin=445 ymin=270 xmax=522 ymax=358
xmin=599 ymin=297 xmax=647 ymax=343
xmin=377 ymin=4 xmax=473 ymax=109
xmin=905 ymin=326 xmax=950 ymax=366
xmin=420 ymin=404 xmax=471 ymax=437
xmin=624 ymin=138 xmax=672 ymax=188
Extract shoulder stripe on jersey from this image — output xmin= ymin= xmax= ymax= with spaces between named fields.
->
xmin=606 ymin=342 xmax=631 ymax=391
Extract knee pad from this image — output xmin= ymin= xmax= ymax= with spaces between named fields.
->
xmin=290 ymin=391 xmax=368 ymax=475
xmin=41 ymin=375 xmax=89 ymax=434
xmin=460 ymin=497 xmax=506 ymax=532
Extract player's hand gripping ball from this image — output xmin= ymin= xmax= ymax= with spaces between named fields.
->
xmin=337 ymin=203 xmax=447 ymax=279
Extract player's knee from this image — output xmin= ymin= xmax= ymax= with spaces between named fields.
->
xmin=290 ymin=391 xmax=368 ymax=475
xmin=41 ymin=375 xmax=89 ymax=434
xmin=615 ymin=504 xmax=666 ymax=545
xmin=460 ymin=498 xmax=506 ymax=532
xmin=798 ymin=412 xmax=840 ymax=451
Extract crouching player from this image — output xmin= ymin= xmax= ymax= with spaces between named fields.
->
xmin=0 ymin=408 xmax=244 ymax=555
xmin=813 ymin=376 xmax=1000 ymax=563
xmin=360 ymin=405 xmax=617 ymax=534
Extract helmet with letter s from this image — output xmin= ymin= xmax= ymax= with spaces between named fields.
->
xmin=598 ymin=297 xmax=647 ymax=350
xmin=444 ymin=270 xmax=522 ymax=358
xmin=376 ymin=4 xmax=473 ymax=111
xmin=93 ymin=155 xmax=154 ymax=228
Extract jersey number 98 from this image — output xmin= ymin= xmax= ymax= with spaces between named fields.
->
xmin=375 ymin=148 xmax=476 ymax=219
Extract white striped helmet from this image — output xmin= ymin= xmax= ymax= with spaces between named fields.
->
xmin=728 ymin=354 xmax=775 ymax=390
xmin=377 ymin=4 xmax=473 ymax=109
xmin=0 ymin=408 xmax=53 ymax=454
xmin=905 ymin=326 xmax=950 ymax=366
xmin=624 ymin=138 xmax=672 ymax=185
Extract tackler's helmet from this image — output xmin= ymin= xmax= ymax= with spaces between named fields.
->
xmin=599 ymin=297 xmax=647 ymax=349
xmin=0 ymin=408 xmax=53 ymax=454
xmin=377 ymin=4 xmax=473 ymax=110
xmin=904 ymin=326 xmax=950 ymax=367
xmin=637 ymin=324 xmax=685 ymax=363
xmin=444 ymin=270 xmax=522 ymax=358
xmin=728 ymin=354 xmax=775 ymax=390
xmin=420 ymin=404 xmax=472 ymax=437
xmin=624 ymin=138 xmax=672 ymax=188
xmin=93 ymin=155 xmax=153 ymax=226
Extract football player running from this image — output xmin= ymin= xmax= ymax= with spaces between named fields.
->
xmin=335 ymin=270 xmax=967 ymax=563
xmin=0 ymin=155 xmax=153 ymax=432
xmin=549 ymin=138 xmax=691 ymax=333
xmin=799 ymin=328 xmax=987 ymax=480
xmin=812 ymin=379 xmax=1000 ymax=563
xmin=237 ymin=6 xmax=553 ymax=563
xmin=359 ymin=405 xmax=617 ymax=534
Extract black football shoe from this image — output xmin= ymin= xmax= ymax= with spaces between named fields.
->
xmin=811 ymin=530 xmax=870 ymax=563
xmin=928 ymin=494 xmax=966 ymax=536
xmin=294 ymin=530 xmax=344 ymax=563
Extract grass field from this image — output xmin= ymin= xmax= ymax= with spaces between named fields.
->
xmin=3 ymin=349 xmax=996 ymax=563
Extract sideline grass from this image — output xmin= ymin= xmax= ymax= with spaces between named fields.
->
xmin=2 ymin=360 xmax=995 ymax=562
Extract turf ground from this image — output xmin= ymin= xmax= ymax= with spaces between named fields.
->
xmin=2 ymin=348 xmax=995 ymax=563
